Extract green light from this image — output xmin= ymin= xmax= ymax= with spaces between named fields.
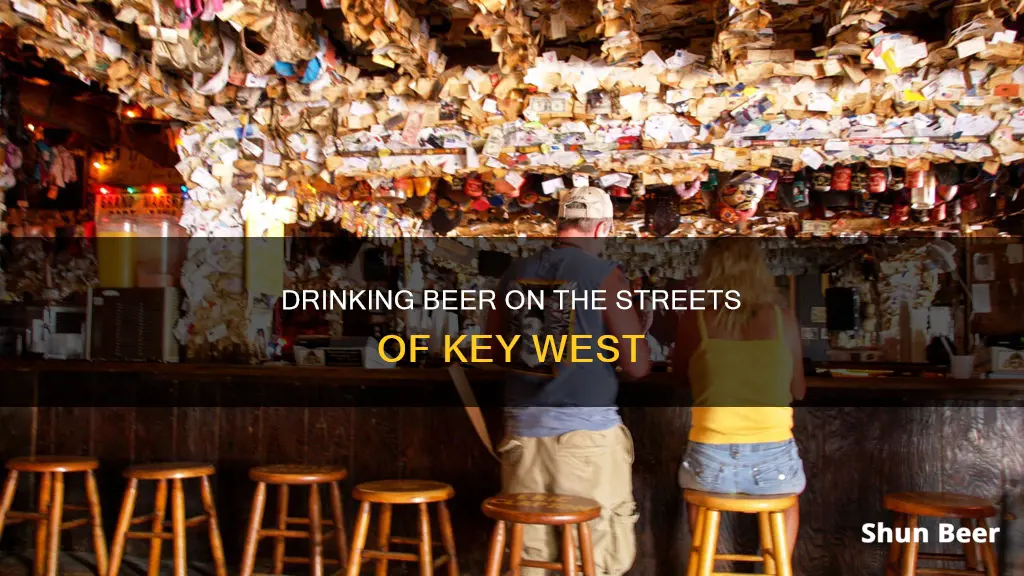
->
xmin=126 ymin=187 xmax=135 ymax=194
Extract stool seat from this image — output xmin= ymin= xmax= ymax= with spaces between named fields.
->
xmin=482 ymin=493 xmax=601 ymax=525
xmin=124 ymin=462 xmax=216 ymax=480
xmin=7 ymin=456 xmax=99 ymax=473
xmin=684 ymin=490 xmax=799 ymax=513
xmin=353 ymin=479 xmax=454 ymax=504
xmin=884 ymin=491 xmax=998 ymax=519
xmin=249 ymin=464 xmax=347 ymax=485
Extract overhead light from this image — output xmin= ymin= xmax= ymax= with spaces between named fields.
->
xmin=151 ymin=186 xmax=165 ymax=195
xmin=27 ymin=124 xmax=35 ymax=132
xmin=99 ymin=186 xmax=111 ymax=195
xmin=25 ymin=77 xmax=50 ymax=87
xmin=125 ymin=110 xmax=138 ymax=118
xmin=92 ymin=161 xmax=105 ymax=170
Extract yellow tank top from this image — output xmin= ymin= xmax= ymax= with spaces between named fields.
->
xmin=688 ymin=305 xmax=794 ymax=444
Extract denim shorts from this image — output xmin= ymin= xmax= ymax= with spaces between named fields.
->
xmin=678 ymin=439 xmax=806 ymax=496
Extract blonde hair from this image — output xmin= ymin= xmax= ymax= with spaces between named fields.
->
xmin=698 ymin=238 xmax=779 ymax=335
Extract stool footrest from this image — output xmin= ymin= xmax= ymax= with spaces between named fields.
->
xmin=918 ymin=553 xmax=968 ymax=562
xmin=362 ymin=549 xmax=420 ymax=562
xmin=2 ymin=511 xmax=40 ymax=523
xmin=123 ymin=513 xmax=209 ymax=537
xmin=60 ymin=518 xmax=90 ymax=530
xmin=129 ymin=513 xmax=155 ymax=525
xmin=280 ymin=556 xmax=341 ymax=565
xmin=4 ymin=511 xmax=93 ymax=531
xmin=126 ymin=531 xmax=174 ymax=540
xmin=390 ymin=535 xmax=445 ymax=547
xmin=284 ymin=517 xmax=334 ymax=526
xmin=258 ymin=528 xmax=310 ymax=539
xmin=522 ymin=559 xmax=568 ymax=571
xmin=714 ymin=554 xmax=765 ymax=563
xmin=917 ymin=570 xmax=991 ymax=576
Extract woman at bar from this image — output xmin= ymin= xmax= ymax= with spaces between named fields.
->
xmin=672 ymin=238 xmax=807 ymax=557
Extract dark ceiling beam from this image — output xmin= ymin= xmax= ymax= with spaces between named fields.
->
xmin=18 ymin=78 xmax=178 ymax=168
xmin=18 ymin=78 xmax=115 ymax=147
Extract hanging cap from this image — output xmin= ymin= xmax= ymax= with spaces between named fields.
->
xmin=558 ymin=186 xmax=614 ymax=220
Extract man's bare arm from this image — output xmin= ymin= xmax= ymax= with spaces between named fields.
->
xmin=600 ymin=268 xmax=651 ymax=380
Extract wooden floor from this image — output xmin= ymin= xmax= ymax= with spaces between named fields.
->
xmin=0 ymin=553 xmax=250 ymax=576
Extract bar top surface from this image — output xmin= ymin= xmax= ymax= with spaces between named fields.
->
xmin=1 ymin=360 xmax=1022 ymax=399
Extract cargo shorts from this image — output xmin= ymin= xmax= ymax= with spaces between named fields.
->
xmin=498 ymin=424 xmax=638 ymax=576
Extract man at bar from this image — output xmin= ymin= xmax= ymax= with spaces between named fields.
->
xmin=485 ymin=186 xmax=651 ymax=576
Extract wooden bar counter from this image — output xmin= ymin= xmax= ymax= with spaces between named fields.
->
xmin=0 ymin=361 xmax=1021 ymax=575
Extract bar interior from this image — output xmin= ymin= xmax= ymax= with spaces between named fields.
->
xmin=0 ymin=0 xmax=1023 ymax=574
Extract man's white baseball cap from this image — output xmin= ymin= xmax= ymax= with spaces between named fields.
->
xmin=558 ymin=186 xmax=614 ymax=220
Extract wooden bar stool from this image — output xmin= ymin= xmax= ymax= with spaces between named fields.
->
xmin=107 ymin=462 xmax=227 ymax=576
xmin=884 ymin=492 xmax=999 ymax=576
xmin=684 ymin=490 xmax=798 ymax=576
xmin=0 ymin=456 xmax=108 ymax=576
xmin=345 ymin=480 xmax=459 ymax=576
xmin=482 ymin=493 xmax=601 ymax=576
xmin=239 ymin=465 xmax=350 ymax=576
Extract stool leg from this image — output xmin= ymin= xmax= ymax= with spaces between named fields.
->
xmin=899 ymin=515 xmax=919 ymax=576
xmin=329 ymin=481 xmax=349 ymax=566
xmin=273 ymin=485 xmax=289 ymax=574
xmin=769 ymin=512 xmax=792 ymax=576
xmin=239 ymin=481 xmax=267 ymax=576
xmin=759 ymin=512 xmax=776 ymax=575
xmin=561 ymin=524 xmax=577 ymax=576
xmin=108 ymin=478 xmax=138 ymax=576
xmin=147 ymin=480 xmax=168 ymax=576
xmin=375 ymin=503 xmax=392 ymax=576
xmin=171 ymin=478 xmax=187 ymax=576
xmin=200 ymin=476 xmax=227 ymax=576
xmin=578 ymin=522 xmax=596 ymax=576
xmin=962 ymin=519 xmax=979 ymax=570
xmin=437 ymin=502 xmax=459 ymax=576
xmin=85 ymin=470 xmax=109 ymax=576
xmin=696 ymin=509 xmax=719 ymax=576
xmin=885 ymin=514 xmax=905 ymax=576
xmin=978 ymin=518 xmax=998 ymax=576
xmin=0 ymin=471 xmax=18 ymax=541
xmin=34 ymin=472 xmax=51 ymax=576
xmin=484 ymin=521 xmax=506 ymax=576
xmin=309 ymin=484 xmax=325 ymax=576
xmin=507 ymin=522 xmax=524 ymax=576
xmin=686 ymin=507 xmax=707 ymax=576
xmin=346 ymin=501 xmax=373 ymax=576
xmin=418 ymin=503 xmax=434 ymax=576
xmin=44 ymin=472 xmax=65 ymax=576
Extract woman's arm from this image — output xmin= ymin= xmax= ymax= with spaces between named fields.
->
xmin=672 ymin=310 xmax=700 ymax=389
xmin=784 ymin=307 xmax=807 ymax=401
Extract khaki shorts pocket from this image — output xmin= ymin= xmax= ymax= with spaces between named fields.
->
xmin=618 ymin=425 xmax=635 ymax=465
xmin=600 ymin=501 xmax=639 ymax=576
xmin=557 ymin=429 xmax=611 ymax=465
xmin=498 ymin=438 xmax=526 ymax=488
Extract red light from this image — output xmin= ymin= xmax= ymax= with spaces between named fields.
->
xmin=99 ymin=186 xmax=111 ymax=195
